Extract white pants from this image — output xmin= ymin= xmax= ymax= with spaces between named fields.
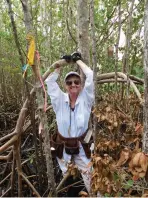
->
xmin=57 ymin=154 xmax=91 ymax=193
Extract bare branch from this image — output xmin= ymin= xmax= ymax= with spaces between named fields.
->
xmin=6 ymin=0 xmax=24 ymax=65
xmin=97 ymin=78 xmax=142 ymax=85
xmin=1 ymin=187 xmax=11 ymax=197
xmin=20 ymin=172 xmax=41 ymax=197
xmin=97 ymin=72 xmax=143 ymax=103
xmin=0 ymin=158 xmax=30 ymax=186
xmin=0 ymin=132 xmax=17 ymax=143
xmin=0 ymin=135 xmax=17 ymax=154
xmin=56 ymin=172 xmax=70 ymax=192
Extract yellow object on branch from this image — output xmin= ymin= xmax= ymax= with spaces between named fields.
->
xmin=26 ymin=34 xmax=35 ymax=66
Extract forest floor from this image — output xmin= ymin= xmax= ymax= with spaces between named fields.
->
xmin=0 ymin=92 xmax=146 ymax=197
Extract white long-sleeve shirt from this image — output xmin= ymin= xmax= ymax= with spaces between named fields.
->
xmin=45 ymin=66 xmax=94 ymax=166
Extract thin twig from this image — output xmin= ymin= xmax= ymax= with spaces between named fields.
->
xmin=66 ymin=19 xmax=77 ymax=45
xmin=1 ymin=187 xmax=11 ymax=197
xmin=10 ymin=156 xmax=15 ymax=196
xmin=20 ymin=172 xmax=41 ymax=197
xmin=0 ymin=132 xmax=17 ymax=143
xmin=56 ymin=172 xmax=70 ymax=191
xmin=14 ymin=141 xmax=22 ymax=197
xmin=0 ymin=135 xmax=18 ymax=154
xmin=57 ymin=179 xmax=83 ymax=193
xmin=0 ymin=158 xmax=30 ymax=186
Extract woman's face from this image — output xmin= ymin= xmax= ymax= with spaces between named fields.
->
xmin=65 ymin=76 xmax=82 ymax=95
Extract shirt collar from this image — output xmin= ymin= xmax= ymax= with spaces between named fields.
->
xmin=64 ymin=93 xmax=81 ymax=105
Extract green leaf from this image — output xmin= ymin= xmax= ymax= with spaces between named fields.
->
xmin=116 ymin=192 xmax=122 ymax=197
xmin=123 ymin=180 xmax=134 ymax=190
xmin=30 ymin=158 xmax=33 ymax=164
xmin=113 ymin=172 xmax=119 ymax=181
xmin=127 ymin=180 xmax=134 ymax=186
xmin=104 ymin=193 xmax=110 ymax=197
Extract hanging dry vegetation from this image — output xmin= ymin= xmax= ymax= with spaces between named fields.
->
xmin=91 ymin=93 xmax=146 ymax=197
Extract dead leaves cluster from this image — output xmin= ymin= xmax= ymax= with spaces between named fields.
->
xmin=93 ymin=105 xmax=119 ymax=133
xmin=96 ymin=138 xmax=120 ymax=152
xmin=116 ymin=147 xmax=131 ymax=167
xmin=67 ymin=163 xmax=79 ymax=179
xmin=91 ymin=94 xmax=146 ymax=197
xmin=91 ymin=151 xmax=148 ymax=196
xmin=91 ymin=154 xmax=118 ymax=194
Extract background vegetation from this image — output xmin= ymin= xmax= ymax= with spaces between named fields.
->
xmin=0 ymin=0 xmax=145 ymax=197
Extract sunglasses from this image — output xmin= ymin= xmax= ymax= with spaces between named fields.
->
xmin=66 ymin=80 xmax=81 ymax=86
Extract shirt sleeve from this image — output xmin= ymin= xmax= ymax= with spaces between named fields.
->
xmin=82 ymin=67 xmax=95 ymax=106
xmin=45 ymin=71 xmax=63 ymax=112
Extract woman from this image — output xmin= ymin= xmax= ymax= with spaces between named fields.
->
xmin=45 ymin=52 xmax=94 ymax=193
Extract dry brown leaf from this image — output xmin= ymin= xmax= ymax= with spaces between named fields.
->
xmin=113 ymin=121 xmax=118 ymax=127
xmin=103 ymin=177 xmax=110 ymax=185
xmin=134 ymin=166 xmax=143 ymax=172
xmin=117 ymin=148 xmax=130 ymax=166
xmin=70 ymin=169 xmax=77 ymax=176
xmin=131 ymin=170 xmax=139 ymax=176
xmin=101 ymin=115 xmax=106 ymax=121
xmin=131 ymin=152 xmax=141 ymax=166
xmin=108 ymin=118 xmax=113 ymax=124
xmin=143 ymin=190 xmax=148 ymax=194
xmin=97 ymin=177 xmax=102 ymax=183
xmin=108 ymin=125 xmax=114 ymax=131
xmin=94 ymin=156 xmax=102 ymax=163
xmin=105 ymin=106 xmax=111 ymax=112
xmin=129 ymin=152 xmax=148 ymax=178
xmin=101 ymin=168 xmax=109 ymax=177
xmin=139 ymin=153 xmax=148 ymax=172
xmin=142 ymin=194 xmax=148 ymax=198
xmin=139 ymin=171 xmax=146 ymax=177
xmin=91 ymin=172 xmax=99 ymax=179
xmin=135 ymin=122 xmax=143 ymax=135
xmin=104 ymin=141 xmax=111 ymax=146
xmin=78 ymin=191 xmax=88 ymax=197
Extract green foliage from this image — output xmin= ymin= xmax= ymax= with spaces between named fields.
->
xmin=0 ymin=0 xmax=144 ymax=77
xmin=104 ymin=193 xmax=111 ymax=197
xmin=113 ymin=172 xmax=120 ymax=181
xmin=0 ymin=0 xmax=144 ymax=111
xmin=123 ymin=179 xmax=134 ymax=190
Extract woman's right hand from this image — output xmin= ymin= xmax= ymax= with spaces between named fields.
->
xmin=71 ymin=52 xmax=82 ymax=62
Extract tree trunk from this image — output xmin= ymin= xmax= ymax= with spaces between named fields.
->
xmin=90 ymin=0 xmax=97 ymax=146
xmin=121 ymin=0 xmax=135 ymax=110
xmin=20 ymin=0 xmax=56 ymax=195
xmin=143 ymin=0 xmax=148 ymax=153
xmin=49 ymin=0 xmax=53 ymax=65
xmin=77 ymin=0 xmax=90 ymax=83
xmin=21 ymin=0 xmax=33 ymax=34
xmin=115 ymin=0 xmax=121 ymax=92
xmin=122 ymin=0 xmax=135 ymax=74
xmin=89 ymin=1 xmax=98 ymax=195
xmin=6 ymin=0 xmax=24 ymax=65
